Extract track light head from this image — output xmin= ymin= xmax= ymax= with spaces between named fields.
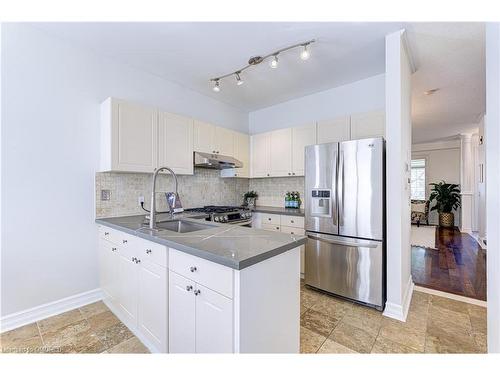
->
xmin=235 ymin=72 xmax=244 ymax=86
xmin=300 ymin=44 xmax=310 ymax=60
xmin=270 ymin=54 xmax=279 ymax=69
xmin=212 ymin=80 xmax=220 ymax=92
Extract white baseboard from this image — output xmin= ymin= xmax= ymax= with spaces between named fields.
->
xmin=414 ymin=285 xmax=487 ymax=307
xmin=383 ymin=276 xmax=414 ymax=322
xmin=0 ymin=289 xmax=103 ymax=333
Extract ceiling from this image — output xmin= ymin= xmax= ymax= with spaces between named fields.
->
xmin=32 ymin=22 xmax=485 ymax=143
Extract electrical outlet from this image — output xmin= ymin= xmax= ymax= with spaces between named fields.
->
xmin=138 ymin=196 xmax=145 ymax=205
xmin=101 ymin=189 xmax=111 ymax=201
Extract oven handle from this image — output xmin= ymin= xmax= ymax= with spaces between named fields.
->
xmin=307 ymin=234 xmax=378 ymax=248
xmin=232 ymin=219 xmax=253 ymax=226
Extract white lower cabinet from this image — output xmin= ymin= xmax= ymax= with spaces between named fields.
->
xmin=98 ymin=228 xmax=168 ymax=353
xmin=99 ymin=225 xmax=300 ymax=353
xmin=168 ymin=272 xmax=196 ymax=353
xmin=169 ymin=270 xmax=233 ymax=353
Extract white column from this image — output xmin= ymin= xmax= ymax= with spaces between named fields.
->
xmin=486 ymin=22 xmax=500 ymax=354
xmin=460 ymin=133 xmax=474 ymax=233
xmin=384 ymin=29 xmax=414 ymax=322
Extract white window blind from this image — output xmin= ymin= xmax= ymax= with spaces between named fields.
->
xmin=411 ymin=159 xmax=426 ymax=200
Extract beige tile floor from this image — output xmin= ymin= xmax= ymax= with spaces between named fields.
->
xmin=300 ymin=281 xmax=487 ymax=353
xmin=0 ymin=301 xmax=148 ymax=353
xmin=1 ymin=284 xmax=487 ymax=354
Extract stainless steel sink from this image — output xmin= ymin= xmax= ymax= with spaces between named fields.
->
xmin=156 ymin=220 xmax=215 ymax=233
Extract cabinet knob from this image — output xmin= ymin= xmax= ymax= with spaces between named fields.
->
xmin=132 ymin=257 xmax=136 ymax=262
xmin=268 ymin=218 xmax=271 ymax=221
xmin=267 ymin=173 xmax=270 ymax=177
xmin=136 ymin=258 xmax=141 ymax=264
xmin=146 ymin=249 xmax=152 ymax=254
xmin=288 ymin=172 xmax=291 ymax=175
xmin=292 ymin=173 xmax=296 ymax=175
xmin=190 ymin=266 xmax=197 ymax=272
xmin=104 ymin=232 xmax=109 ymax=236
xmin=111 ymin=247 xmax=117 ymax=252
xmin=194 ymin=289 xmax=201 ymax=296
xmin=186 ymin=285 xmax=193 ymax=292
xmin=291 ymin=220 xmax=294 ymax=223
xmin=276 ymin=227 xmax=279 ymax=230
xmin=122 ymin=239 xmax=128 ymax=244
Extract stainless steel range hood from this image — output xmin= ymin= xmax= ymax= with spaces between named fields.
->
xmin=194 ymin=152 xmax=243 ymax=170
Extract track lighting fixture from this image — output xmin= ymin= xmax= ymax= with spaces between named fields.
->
xmin=209 ymin=39 xmax=315 ymax=90
xmin=212 ymin=80 xmax=220 ymax=92
xmin=269 ymin=55 xmax=279 ymax=69
xmin=235 ymin=72 xmax=244 ymax=86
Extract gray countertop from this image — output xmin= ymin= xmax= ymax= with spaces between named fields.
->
xmin=252 ymin=205 xmax=305 ymax=217
xmin=96 ymin=214 xmax=306 ymax=270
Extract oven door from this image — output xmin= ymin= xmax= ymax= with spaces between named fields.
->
xmin=305 ymin=231 xmax=384 ymax=309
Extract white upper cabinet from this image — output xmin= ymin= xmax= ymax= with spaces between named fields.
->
xmin=215 ymin=127 xmax=235 ymax=156
xmin=101 ymin=98 xmax=158 ymax=173
xmin=269 ymin=128 xmax=293 ymax=177
xmin=291 ymin=124 xmax=317 ymax=176
xmin=158 ymin=112 xmax=193 ymax=175
xmin=251 ymin=132 xmax=270 ymax=178
xmin=350 ymin=110 xmax=385 ymax=139
xmin=193 ymin=120 xmax=235 ymax=156
xmin=317 ymin=116 xmax=350 ymax=144
xmin=193 ymin=120 xmax=216 ymax=154
xmin=221 ymin=131 xmax=250 ymax=178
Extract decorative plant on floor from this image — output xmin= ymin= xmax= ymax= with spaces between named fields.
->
xmin=243 ymin=191 xmax=258 ymax=208
xmin=428 ymin=181 xmax=461 ymax=228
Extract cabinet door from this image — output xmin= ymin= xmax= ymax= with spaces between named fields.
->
xmin=251 ymin=133 xmax=270 ymax=177
xmin=117 ymin=252 xmax=139 ymax=325
xmin=193 ymin=120 xmax=215 ymax=154
xmin=317 ymin=116 xmax=350 ymax=144
xmin=138 ymin=260 xmax=167 ymax=352
xmin=269 ymin=128 xmax=293 ymax=177
xmin=195 ymin=284 xmax=233 ymax=353
xmin=220 ymin=132 xmax=250 ymax=178
xmin=99 ymin=239 xmax=119 ymax=302
xmin=169 ymin=271 xmax=196 ymax=353
xmin=158 ymin=112 xmax=193 ymax=175
xmin=214 ymin=126 xmax=235 ymax=156
xmin=350 ymin=111 xmax=385 ymax=139
xmin=112 ymin=99 xmax=158 ymax=172
xmin=292 ymin=124 xmax=317 ymax=176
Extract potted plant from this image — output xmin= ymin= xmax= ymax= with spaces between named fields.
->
xmin=428 ymin=181 xmax=461 ymax=228
xmin=243 ymin=191 xmax=258 ymax=209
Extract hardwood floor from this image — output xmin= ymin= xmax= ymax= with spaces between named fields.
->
xmin=412 ymin=226 xmax=487 ymax=301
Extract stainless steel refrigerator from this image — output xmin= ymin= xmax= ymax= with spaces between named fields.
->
xmin=304 ymin=137 xmax=385 ymax=310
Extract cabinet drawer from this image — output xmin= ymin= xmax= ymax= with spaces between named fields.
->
xmin=280 ymin=215 xmax=304 ymax=228
xmin=132 ymin=237 xmax=167 ymax=267
xmin=260 ymin=213 xmax=280 ymax=225
xmin=168 ymin=249 xmax=233 ymax=298
xmin=99 ymin=226 xmax=122 ymax=245
xmin=280 ymin=225 xmax=305 ymax=236
xmin=261 ymin=223 xmax=281 ymax=232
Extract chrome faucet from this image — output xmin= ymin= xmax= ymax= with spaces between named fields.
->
xmin=149 ymin=166 xmax=180 ymax=230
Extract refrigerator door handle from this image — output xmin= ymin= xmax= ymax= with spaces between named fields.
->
xmin=338 ymin=150 xmax=344 ymax=227
xmin=306 ymin=234 xmax=378 ymax=248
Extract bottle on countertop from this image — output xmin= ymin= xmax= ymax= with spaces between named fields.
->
xmin=285 ymin=192 xmax=291 ymax=208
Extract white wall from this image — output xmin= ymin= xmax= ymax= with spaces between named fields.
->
xmin=384 ymin=30 xmax=413 ymax=322
xmin=412 ymin=140 xmax=461 ymax=226
xmin=486 ymin=22 xmax=500 ymax=354
xmin=0 ymin=23 xmax=248 ymax=317
xmin=248 ymin=74 xmax=385 ymax=134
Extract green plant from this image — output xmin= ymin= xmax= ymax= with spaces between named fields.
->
xmin=428 ymin=181 xmax=461 ymax=213
xmin=244 ymin=191 xmax=258 ymax=200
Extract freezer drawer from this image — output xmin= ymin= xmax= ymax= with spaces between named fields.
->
xmin=305 ymin=232 xmax=384 ymax=309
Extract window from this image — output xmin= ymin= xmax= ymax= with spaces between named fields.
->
xmin=411 ymin=159 xmax=426 ymax=200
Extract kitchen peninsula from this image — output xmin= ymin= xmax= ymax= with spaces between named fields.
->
xmin=96 ymin=213 xmax=306 ymax=353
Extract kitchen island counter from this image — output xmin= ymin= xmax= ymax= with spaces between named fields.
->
xmin=96 ymin=214 xmax=306 ymax=270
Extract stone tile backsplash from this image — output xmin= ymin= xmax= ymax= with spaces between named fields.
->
xmin=95 ymin=168 xmax=249 ymax=218
xmin=249 ymin=176 xmax=305 ymax=208
xmin=95 ymin=169 xmax=305 ymax=218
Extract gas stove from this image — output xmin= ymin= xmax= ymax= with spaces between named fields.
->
xmin=184 ymin=206 xmax=252 ymax=224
